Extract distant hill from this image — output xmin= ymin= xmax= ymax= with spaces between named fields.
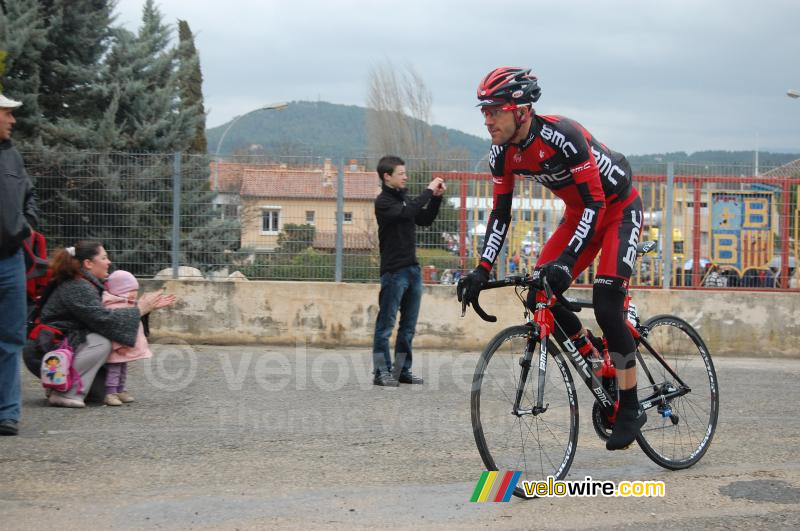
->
xmin=206 ymin=100 xmax=490 ymax=161
xmin=206 ymin=101 xmax=799 ymax=171
xmin=628 ymin=151 xmax=799 ymax=174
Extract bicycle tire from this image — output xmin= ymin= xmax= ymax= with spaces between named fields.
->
xmin=471 ymin=325 xmax=579 ymax=499
xmin=635 ymin=315 xmax=719 ymax=469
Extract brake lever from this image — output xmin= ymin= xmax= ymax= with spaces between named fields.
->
xmin=459 ymin=290 xmax=497 ymax=322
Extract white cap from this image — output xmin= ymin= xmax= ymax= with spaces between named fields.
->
xmin=0 ymin=94 xmax=22 ymax=109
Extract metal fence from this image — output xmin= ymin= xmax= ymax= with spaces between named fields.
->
xmin=25 ymin=150 xmax=800 ymax=290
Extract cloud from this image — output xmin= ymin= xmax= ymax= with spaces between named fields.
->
xmin=115 ymin=0 xmax=800 ymax=154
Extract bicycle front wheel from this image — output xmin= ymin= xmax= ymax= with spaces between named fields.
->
xmin=635 ymin=315 xmax=719 ymax=469
xmin=471 ymin=325 xmax=578 ymax=499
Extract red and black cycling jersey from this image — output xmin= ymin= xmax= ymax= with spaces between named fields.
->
xmin=479 ymin=114 xmax=634 ymax=272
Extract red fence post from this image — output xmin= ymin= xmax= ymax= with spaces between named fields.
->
xmin=780 ymin=178 xmax=791 ymax=287
xmin=692 ymin=178 xmax=702 ymax=287
xmin=459 ymin=177 xmax=468 ymax=271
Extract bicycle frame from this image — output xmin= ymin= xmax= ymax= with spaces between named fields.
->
xmin=525 ymin=287 xmax=619 ymax=421
xmin=474 ymin=276 xmax=692 ymax=424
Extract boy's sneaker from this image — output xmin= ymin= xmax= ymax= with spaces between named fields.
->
xmin=0 ymin=419 xmax=19 ymax=436
xmin=373 ymin=372 xmax=399 ymax=387
xmin=397 ymin=372 xmax=424 ymax=384
xmin=104 ymin=394 xmax=123 ymax=406
xmin=115 ymin=391 xmax=135 ymax=403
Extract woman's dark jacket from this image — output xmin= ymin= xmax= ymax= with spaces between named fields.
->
xmin=23 ymin=270 xmax=141 ymax=375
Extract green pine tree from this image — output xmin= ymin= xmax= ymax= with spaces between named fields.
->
xmin=177 ymin=19 xmax=207 ymax=154
xmin=103 ymin=0 xmax=200 ymax=152
xmin=36 ymin=0 xmax=114 ymax=148
xmin=0 ymin=0 xmax=46 ymax=142
xmin=95 ymin=1 xmax=236 ymax=275
xmin=0 ymin=49 xmax=6 ymax=90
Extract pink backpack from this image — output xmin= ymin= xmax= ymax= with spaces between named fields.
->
xmin=40 ymin=340 xmax=83 ymax=395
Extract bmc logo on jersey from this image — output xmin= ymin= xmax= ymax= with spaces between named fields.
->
xmin=570 ymin=161 xmax=593 ymax=174
xmin=541 ymin=124 xmax=578 ymax=157
xmin=590 ymin=146 xmax=626 ymax=185
xmin=525 ymin=170 xmax=571 ymax=184
xmin=488 ymin=145 xmax=503 ymax=170
xmin=622 ymin=210 xmax=643 ymax=269
xmin=481 ymin=219 xmax=508 ymax=264
xmin=567 ymin=208 xmax=596 ymax=252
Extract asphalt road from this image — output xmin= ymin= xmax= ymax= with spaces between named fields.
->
xmin=1 ymin=343 xmax=799 ymax=530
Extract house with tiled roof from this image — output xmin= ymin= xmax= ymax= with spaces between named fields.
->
xmin=760 ymin=158 xmax=800 ymax=178
xmin=210 ymin=161 xmax=272 ymax=219
xmin=238 ymin=159 xmax=380 ymax=252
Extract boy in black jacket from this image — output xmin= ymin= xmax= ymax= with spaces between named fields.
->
xmin=372 ymin=156 xmax=445 ymax=386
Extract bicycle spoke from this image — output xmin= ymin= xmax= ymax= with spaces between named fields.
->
xmin=635 ymin=316 xmax=718 ymax=469
xmin=472 ymin=327 xmax=578 ymax=494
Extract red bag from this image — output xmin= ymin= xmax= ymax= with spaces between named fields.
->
xmin=23 ymin=230 xmax=51 ymax=303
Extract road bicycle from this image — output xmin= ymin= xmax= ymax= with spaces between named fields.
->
xmin=463 ymin=241 xmax=719 ymax=499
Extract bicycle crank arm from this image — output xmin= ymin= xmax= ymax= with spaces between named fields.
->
xmin=639 ymin=388 xmax=689 ymax=411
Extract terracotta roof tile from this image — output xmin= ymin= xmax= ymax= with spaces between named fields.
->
xmin=761 ymin=159 xmax=800 ymax=177
xmin=209 ymin=162 xmax=252 ymax=193
xmin=240 ymin=167 xmax=379 ymax=200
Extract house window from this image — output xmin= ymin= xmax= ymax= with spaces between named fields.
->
xmin=261 ymin=208 xmax=280 ymax=234
xmin=305 ymin=211 xmax=315 ymax=225
xmin=521 ymin=210 xmax=531 ymax=221
xmin=343 ymin=212 xmax=353 ymax=224
xmin=224 ymin=204 xmax=239 ymax=219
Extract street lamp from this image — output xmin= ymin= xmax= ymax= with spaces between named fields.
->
xmin=213 ymin=101 xmax=289 ymax=191
xmin=788 ymin=89 xmax=800 ymax=99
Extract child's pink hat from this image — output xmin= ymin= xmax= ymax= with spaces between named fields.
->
xmin=106 ymin=270 xmax=139 ymax=296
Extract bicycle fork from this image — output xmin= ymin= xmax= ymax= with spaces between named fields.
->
xmin=512 ymin=294 xmax=558 ymax=417
xmin=512 ymin=324 xmax=550 ymax=417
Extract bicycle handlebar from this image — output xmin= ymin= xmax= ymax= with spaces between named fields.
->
xmin=461 ymin=274 xmax=582 ymax=322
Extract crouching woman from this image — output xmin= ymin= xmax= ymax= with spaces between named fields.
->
xmin=23 ymin=240 xmax=174 ymax=407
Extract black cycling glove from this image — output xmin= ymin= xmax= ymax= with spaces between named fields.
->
xmin=457 ymin=266 xmax=490 ymax=307
xmin=541 ymin=261 xmax=573 ymax=295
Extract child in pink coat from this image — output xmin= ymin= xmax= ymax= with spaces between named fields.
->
xmin=102 ymin=270 xmax=153 ymax=406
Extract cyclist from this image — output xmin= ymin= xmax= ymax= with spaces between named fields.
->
xmin=457 ymin=66 xmax=645 ymax=450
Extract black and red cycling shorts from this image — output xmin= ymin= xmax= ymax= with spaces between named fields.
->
xmin=537 ymin=191 xmax=643 ymax=282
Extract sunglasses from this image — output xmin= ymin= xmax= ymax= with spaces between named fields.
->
xmin=480 ymin=103 xmax=528 ymax=119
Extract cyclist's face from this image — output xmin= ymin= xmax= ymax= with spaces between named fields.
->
xmin=482 ymin=106 xmax=518 ymax=145
xmin=382 ymin=165 xmax=407 ymax=190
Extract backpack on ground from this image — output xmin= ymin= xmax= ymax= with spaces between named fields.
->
xmin=40 ymin=340 xmax=83 ymax=395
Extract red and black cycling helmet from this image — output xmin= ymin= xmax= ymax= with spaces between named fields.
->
xmin=477 ymin=66 xmax=541 ymax=107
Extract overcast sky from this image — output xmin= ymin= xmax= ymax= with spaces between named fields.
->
xmin=115 ymin=0 xmax=800 ymax=156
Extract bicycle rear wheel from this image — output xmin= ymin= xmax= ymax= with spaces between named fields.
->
xmin=471 ymin=325 xmax=578 ymax=499
xmin=635 ymin=315 xmax=719 ymax=469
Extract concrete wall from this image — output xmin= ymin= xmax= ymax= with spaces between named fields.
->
xmin=142 ymin=280 xmax=800 ymax=357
